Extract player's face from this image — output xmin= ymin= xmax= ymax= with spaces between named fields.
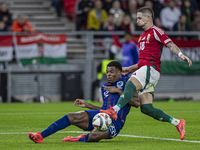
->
xmin=106 ymin=66 xmax=121 ymax=83
xmin=124 ymin=34 xmax=131 ymax=42
xmin=137 ymin=12 xmax=149 ymax=29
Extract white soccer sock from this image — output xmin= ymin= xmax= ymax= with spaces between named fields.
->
xmin=171 ymin=118 xmax=180 ymax=126
xmin=112 ymin=105 xmax=120 ymax=113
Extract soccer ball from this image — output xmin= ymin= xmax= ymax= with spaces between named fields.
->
xmin=92 ymin=113 xmax=112 ymax=132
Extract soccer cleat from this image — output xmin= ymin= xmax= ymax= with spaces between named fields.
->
xmin=176 ymin=119 xmax=186 ymax=140
xmin=62 ymin=134 xmax=86 ymax=142
xmin=28 ymin=132 xmax=43 ymax=143
xmin=100 ymin=105 xmax=118 ymax=120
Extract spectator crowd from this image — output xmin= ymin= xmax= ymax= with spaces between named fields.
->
xmin=0 ymin=2 xmax=34 ymax=33
xmin=75 ymin=0 xmax=200 ymax=34
xmin=0 ymin=0 xmax=200 ymax=35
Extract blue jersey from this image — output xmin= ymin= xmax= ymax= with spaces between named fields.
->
xmin=122 ymin=41 xmax=139 ymax=67
xmin=101 ymin=77 xmax=130 ymax=127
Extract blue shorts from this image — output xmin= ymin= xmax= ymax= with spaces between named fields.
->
xmin=85 ymin=109 xmax=122 ymax=139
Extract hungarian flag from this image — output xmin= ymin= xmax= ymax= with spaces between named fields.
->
xmin=0 ymin=36 xmax=13 ymax=62
xmin=14 ymin=33 xmax=67 ymax=66
xmin=161 ymin=38 xmax=200 ymax=74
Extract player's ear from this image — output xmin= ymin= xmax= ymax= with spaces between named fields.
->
xmin=147 ymin=15 xmax=151 ymax=20
xmin=118 ymin=70 xmax=122 ymax=76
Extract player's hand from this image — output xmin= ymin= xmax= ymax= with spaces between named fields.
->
xmin=180 ymin=54 xmax=193 ymax=67
xmin=74 ymin=99 xmax=87 ymax=108
xmin=103 ymin=86 xmax=121 ymax=94
xmin=122 ymin=67 xmax=131 ymax=75
xmin=128 ymin=92 xmax=140 ymax=108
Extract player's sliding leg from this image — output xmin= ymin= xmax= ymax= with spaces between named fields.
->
xmin=28 ymin=111 xmax=90 ymax=143
xmin=140 ymin=93 xmax=186 ymax=140
xmin=63 ymin=119 xmax=121 ymax=142
xmin=28 ymin=132 xmax=43 ymax=143
xmin=87 ymin=129 xmax=109 ymax=142
xmin=42 ymin=115 xmax=71 ymax=138
xmin=62 ymin=134 xmax=88 ymax=142
xmin=28 ymin=115 xmax=71 ymax=143
xmin=63 ymin=130 xmax=109 ymax=142
xmin=100 ymin=77 xmax=142 ymax=119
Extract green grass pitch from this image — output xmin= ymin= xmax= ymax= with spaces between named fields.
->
xmin=0 ymin=101 xmax=200 ymax=150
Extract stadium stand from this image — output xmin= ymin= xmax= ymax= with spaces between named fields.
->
xmin=3 ymin=0 xmax=74 ymax=32
xmin=0 ymin=0 xmax=87 ymax=59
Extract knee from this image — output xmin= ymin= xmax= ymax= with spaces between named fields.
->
xmin=67 ymin=112 xmax=87 ymax=125
xmin=140 ymin=104 xmax=153 ymax=114
xmin=67 ymin=113 xmax=76 ymax=123
xmin=88 ymin=130 xmax=101 ymax=142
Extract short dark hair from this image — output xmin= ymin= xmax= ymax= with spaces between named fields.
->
xmin=137 ymin=6 xmax=154 ymax=20
xmin=107 ymin=61 xmax=122 ymax=72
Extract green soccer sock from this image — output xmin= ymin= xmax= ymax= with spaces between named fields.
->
xmin=113 ymin=81 xmax=136 ymax=112
xmin=140 ymin=104 xmax=171 ymax=122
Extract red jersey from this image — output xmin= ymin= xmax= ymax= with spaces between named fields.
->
xmin=138 ymin=25 xmax=172 ymax=73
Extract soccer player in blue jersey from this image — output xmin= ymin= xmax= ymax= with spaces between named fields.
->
xmin=122 ymin=32 xmax=139 ymax=68
xmin=28 ymin=61 xmax=139 ymax=143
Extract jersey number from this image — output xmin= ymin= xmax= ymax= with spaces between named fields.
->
xmin=139 ymin=42 xmax=145 ymax=50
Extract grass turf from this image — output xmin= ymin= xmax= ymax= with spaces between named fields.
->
xmin=0 ymin=101 xmax=200 ymax=150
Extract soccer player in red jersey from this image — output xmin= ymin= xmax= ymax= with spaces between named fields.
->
xmin=101 ymin=6 xmax=192 ymax=140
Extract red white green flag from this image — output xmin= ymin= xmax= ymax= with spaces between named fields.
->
xmin=0 ymin=36 xmax=13 ymax=62
xmin=14 ymin=33 xmax=67 ymax=66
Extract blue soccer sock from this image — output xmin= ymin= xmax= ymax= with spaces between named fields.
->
xmin=78 ymin=133 xmax=89 ymax=142
xmin=41 ymin=115 xmax=71 ymax=138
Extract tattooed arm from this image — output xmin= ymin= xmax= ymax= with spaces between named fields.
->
xmin=166 ymin=42 xmax=193 ymax=67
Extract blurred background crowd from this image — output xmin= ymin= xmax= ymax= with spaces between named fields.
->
xmin=0 ymin=0 xmax=199 ymax=34
xmin=74 ymin=0 xmax=200 ymax=34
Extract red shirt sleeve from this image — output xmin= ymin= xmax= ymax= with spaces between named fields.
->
xmin=152 ymin=26 xmax=172 ymax=46
xmin=12 ymin=21 xmax=23 ymax=32
xmin=25 ymin=21 xmax=34 ymax=32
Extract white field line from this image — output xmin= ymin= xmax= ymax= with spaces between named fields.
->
xmin=0 ymin=112 xmax=66 ymax=115
xmin=0 ymin=110 xmax=200 ymax=115
xmin=0 ymin=131 xmax=200 ymax=144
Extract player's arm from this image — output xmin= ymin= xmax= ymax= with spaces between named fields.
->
xmin=166 ymin=42 xmax=192 ymax=66
xmin=127 ymin=92 xmax=140 ymax=108
xmin=103 ymin=86 xmax=140 ymax=108
xmin=74 ymin=99 xmax=101 ymax=110
xmin=103 ymin=86 xmax=123 ymax=95
xmin=122 ymin=64 xmax=138 ymax=76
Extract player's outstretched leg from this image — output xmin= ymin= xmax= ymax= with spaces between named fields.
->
xmin=28 ymin=115 xmax=71 ymax=143
xmin=140 ymin=104 xmax=186 ymax=140
xmin=63 ymin=129 xmax=109 ymax=142
xmin=176 ymin=119 xmax=186 ymax=140
xmin=100 ymin=105 xmax=117 ymax=120
xmin=62 ymin=134 xmax=87 ymax=142
xmin=28 ymin=132 xmax=43 ymax=143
